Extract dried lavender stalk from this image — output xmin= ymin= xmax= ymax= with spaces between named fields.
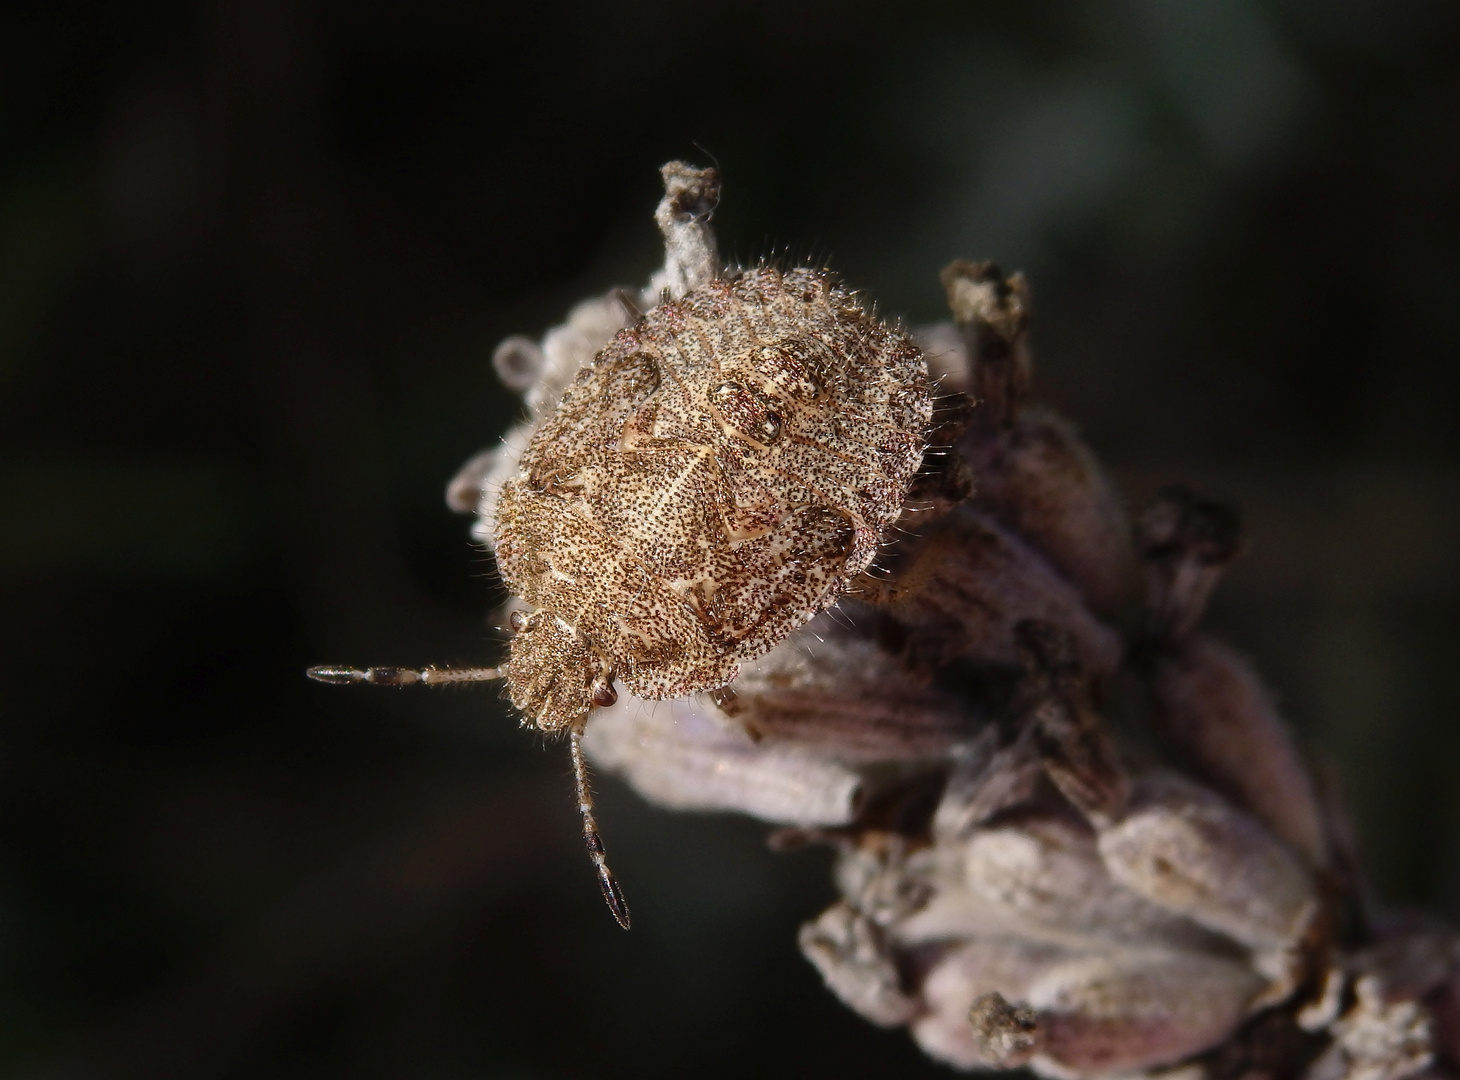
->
xmin=457 ymin=163 xmax=1458 ymax=1080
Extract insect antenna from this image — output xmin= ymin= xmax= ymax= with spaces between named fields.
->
xmin=570 ymin=728 xmax=632 ymax=930
xmin=306 ymin=664 xmax=506 ymax=686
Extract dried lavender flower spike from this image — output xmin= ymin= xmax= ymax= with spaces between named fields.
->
xmin=302 ymin=153 xmax=1456 ymax=1080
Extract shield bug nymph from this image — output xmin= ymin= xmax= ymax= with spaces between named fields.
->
xmin=312 ymin=238 xmax=932 ymax=930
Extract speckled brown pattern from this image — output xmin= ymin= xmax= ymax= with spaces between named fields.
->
xmin=492 ymin=265 xmax=932 ymax=732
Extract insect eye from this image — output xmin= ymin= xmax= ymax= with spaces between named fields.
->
xmin=760 ymin=413 xmax=783 ymax=441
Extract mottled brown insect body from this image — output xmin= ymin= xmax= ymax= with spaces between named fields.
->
xmin=308 ymin=166 xmax=935 ymax=929
xmin=493 ymin=266 xmax=932 ymax=732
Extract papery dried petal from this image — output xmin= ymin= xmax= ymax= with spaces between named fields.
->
xmin=711 ymin=618 xmax=984 ymax=761
xmin=973 ymin=407 xmax=1137 ymax=619
xmin=857 ymin=508 xmax=1123 ymax=676
xmin=1096 ymin=774 xmax=1317 ymax=957
xmin=581 ymin=693 xmax=863 ymax=826
xmin=1024 ymin=950 xmax=1265 ymax=1076
xmin=1136 ymin=636 xmax=1328 ymax=867
xmin=1306 ymin=976 xmax=1434 ymax=1080
xmin=799 ymin=901 xmax=919 ymax=1026
xmin=958 ymin=811 xmax=1228 ymax=953
xmin=912 ymin=938 xmax=1071 ymax=1069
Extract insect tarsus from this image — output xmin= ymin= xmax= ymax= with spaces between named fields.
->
xmin=571 ymin=727 xmax=631 ymax=929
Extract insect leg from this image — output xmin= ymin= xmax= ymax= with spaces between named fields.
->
xmin=307 ymin=665 xmax=505 ymax=687
xmin=570 ymin=727 xmax=631 ymax=930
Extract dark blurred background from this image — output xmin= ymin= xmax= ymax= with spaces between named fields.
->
xmin=3 ymin=1 xmax=1459 ymax=1076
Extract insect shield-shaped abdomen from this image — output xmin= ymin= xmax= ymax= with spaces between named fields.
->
xmin=309 ymin=260 xmax=932 ymax=930
xmin=493 ymin=266 xmax=933 ymax=726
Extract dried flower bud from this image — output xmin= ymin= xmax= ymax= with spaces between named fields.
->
xmin=956 ymin=811 xmax=1228 ymax=952
xmin=1096 ymin=773 xmax=1318 ymax=964
xmin=799 ymin=901 xmax=919 ymax=1026
xmin=941 ymin=259 xmax=1033 ymax=429
xmin=1138 ymin=486 xmax=1245 ymax=642
xmin=1129 ymin=486 xmax=1327 ymax=867
xmin=857 ymin=508 xmax=1124 ymax=676
xmin=910 ymin=940 xmax=1264 ymax=1076
xmin=645 ymin=160 xmax=720 ymax=299
xmin=1135 ymin=635 xmax=1328 ymax=867
xmin=1308 ymin=975 xmax=1435 ymax=1080
xmin=938 ymin=261 xmax=1134 ymax=618
xmin=975 ymin=406 xmax=1137 ymax=619
xmin=581 ymin=692 xmax=865 ymax=826
xmin=914 ymin=320 xmax=971 ymax=396
xmin=707 ymin=616 xmax=983 ymax=762
xmin=444 ymin=444 xmax=502 ymax=515
xmin=491 ymin=334 xmax=546 ymax=391
xmin=1020 ymin=950 xmax=1265 ymax=1076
